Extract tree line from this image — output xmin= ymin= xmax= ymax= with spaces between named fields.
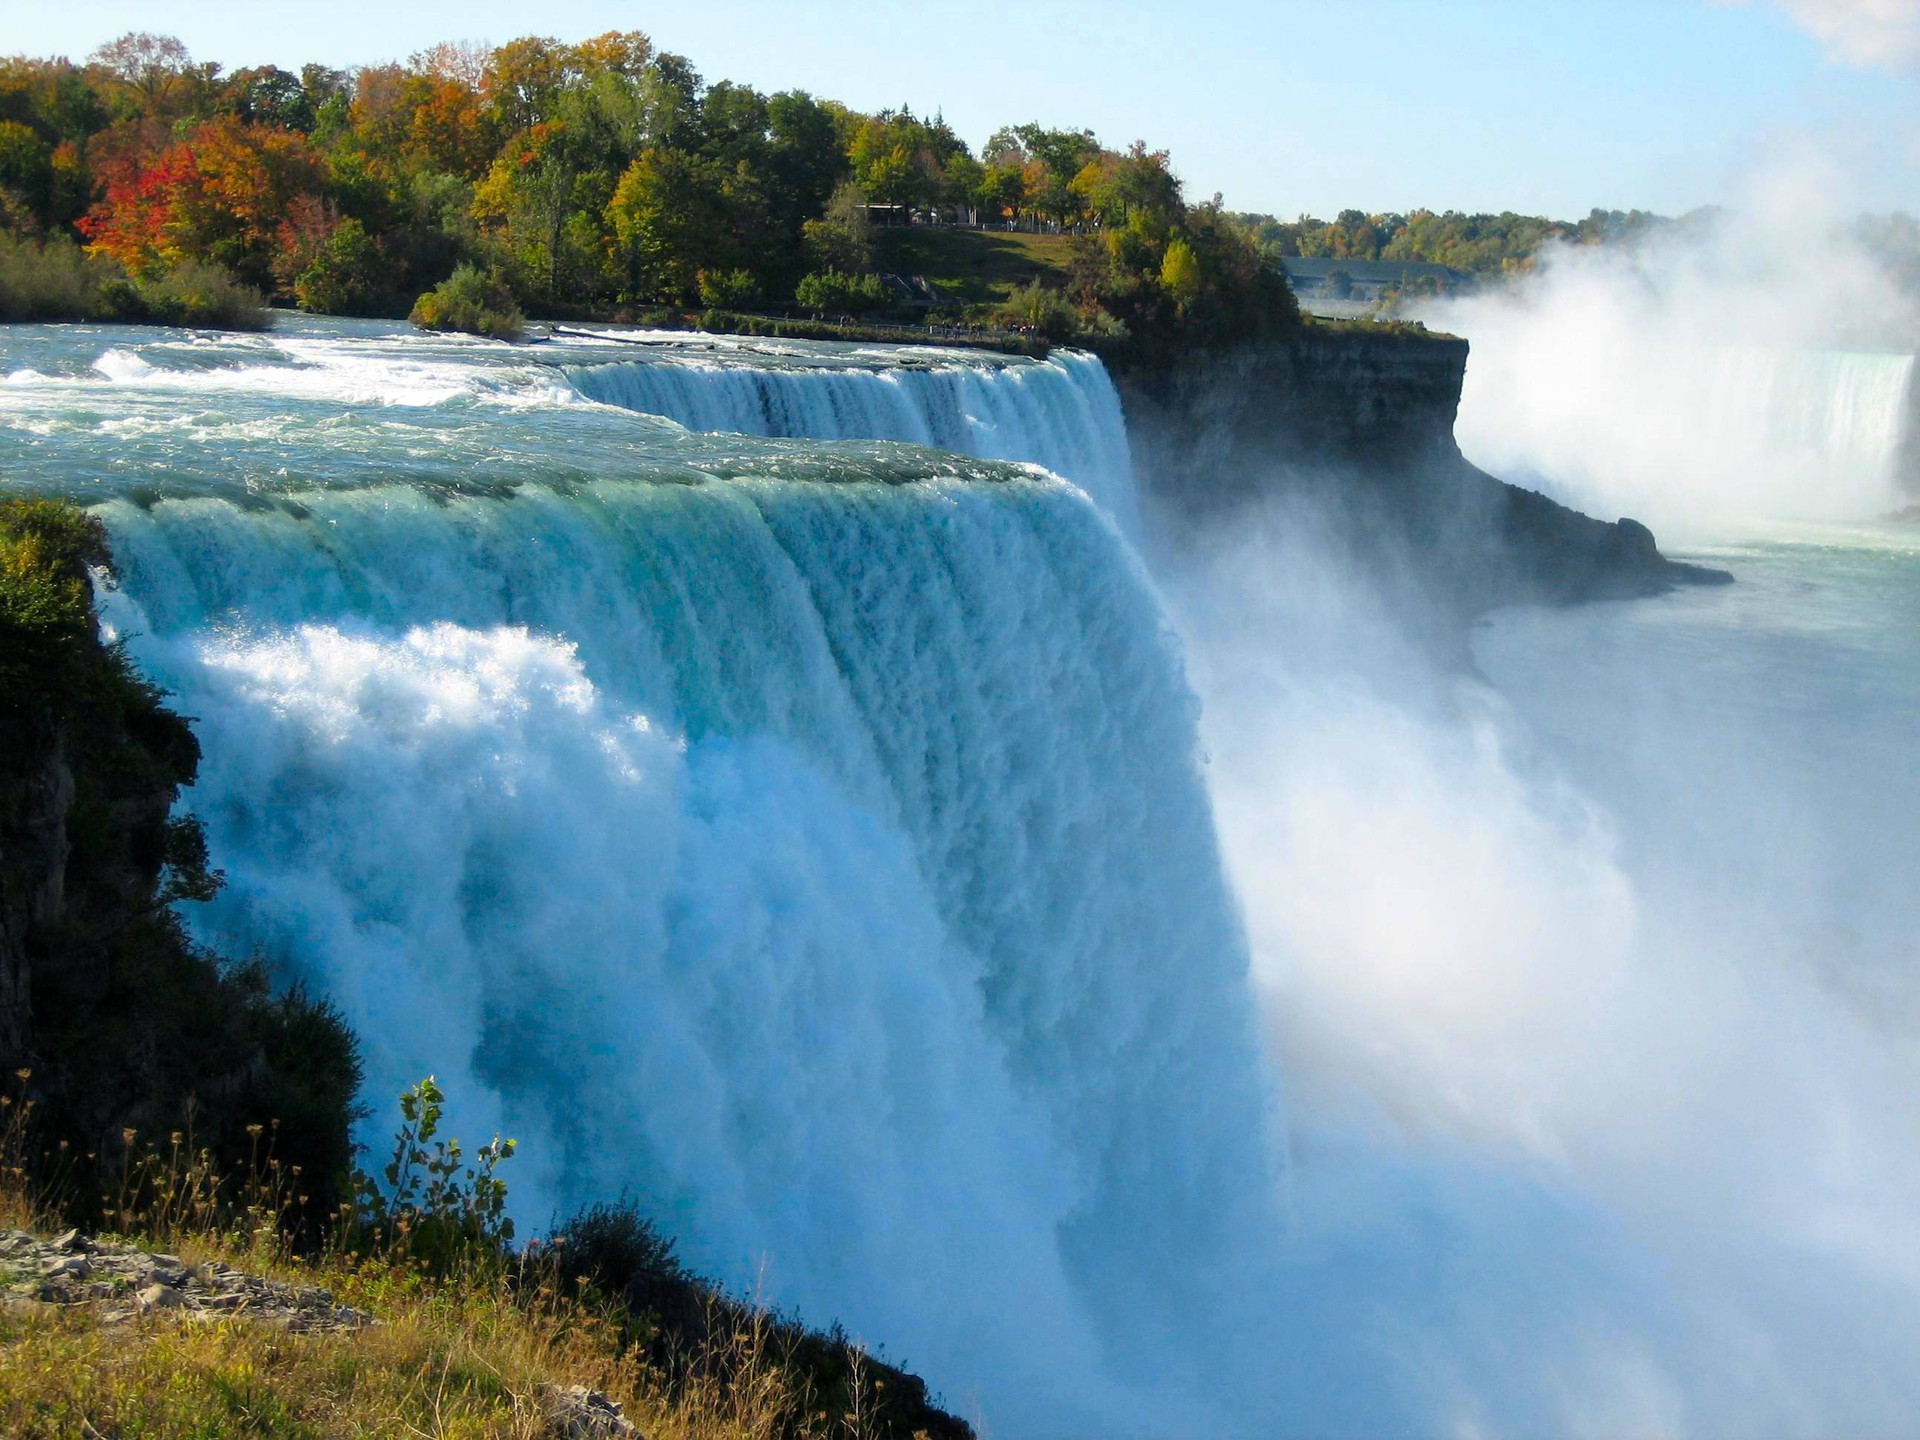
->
xmin=1238 ymin=206 xmax=1706 ymax=288
xmin=0 ymin=31 xmax=1299 ymax=352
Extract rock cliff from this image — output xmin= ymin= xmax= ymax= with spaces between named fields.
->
xmin=1114 ymin=326 xmax=1725 ymax=640
xmin=0 ymin=499 xmax=359 ymax=1219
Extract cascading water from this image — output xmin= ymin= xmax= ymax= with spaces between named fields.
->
xmin=0 ymin=318 xmax=1268 ymax=1433
xmin=1428 ymin=247 xmax=1918 ymax=533
xmin=13 ymin=309 xmax=1920 ymax=1438
xmin=564 ymin=337 xmax=1140 ymax=530
xmin=1455 ymin=340 xmax=1915 ymax=529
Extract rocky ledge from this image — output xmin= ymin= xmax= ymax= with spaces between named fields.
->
xmin=0 ymin=1227 xmax=371 ymax=1331
xmin=1115 ymin=329 xmax=1730 ymax=653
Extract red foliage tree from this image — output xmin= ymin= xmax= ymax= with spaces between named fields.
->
xmin=79 ymin=116 xmax=328 ymax=291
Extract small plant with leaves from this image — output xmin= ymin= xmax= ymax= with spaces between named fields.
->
xmin=347 ymin=1076 xmax=517 ymax=1275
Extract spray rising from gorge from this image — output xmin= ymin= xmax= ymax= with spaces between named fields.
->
xmin=1428 ymin=170 xmax=1920 ymax=534
xmin=5 ymin=307 xmax=1920 ymax=1435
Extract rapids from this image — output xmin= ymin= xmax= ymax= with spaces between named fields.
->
xmin=6 ymin=313 xmax=1920 ymax=1437
xmin=0 ymin=318 xmax=1264 ymax=1432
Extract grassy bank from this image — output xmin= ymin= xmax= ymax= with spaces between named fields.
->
xmin=871 ymin=228 xmax=1078 ymax=309
xmin=0 ymin=1078 xmax=969 ymax=1440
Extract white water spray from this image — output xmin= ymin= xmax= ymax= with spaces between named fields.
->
xmin=1428 ymin=179 xmax=1920 ymax=535
xmin=1 ymin=324 xmax=1267 ymax=1430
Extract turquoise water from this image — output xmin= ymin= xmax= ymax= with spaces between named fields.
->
xmin=0 ymin=317 xmax=1266 ymax=1435
xmin=1479 ymin=524 xmax=1920 ymax=1024
xmin=7 ymin=314 xmax=1920 ymax=1436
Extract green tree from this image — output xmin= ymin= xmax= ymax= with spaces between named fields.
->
xmin=697 ymin=267 xmax=758 ymax=309
xmin=1160 ymin=236 xmax=1201 ymax=307
xmin=293 ymin=217 xmax=387 ymax=314
xmin=795 ymin=267 xmax=890 ymax=314
xmin=800 ymin=179 xmax=872 ymax=276
xmin=606 ymin=147 xmax=723 ymax=303
xmin=0 ymin=121 xmax=52 ymax=226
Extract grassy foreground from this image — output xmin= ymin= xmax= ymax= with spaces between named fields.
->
xmin=0 ymin=1242 xmax=649 ymax=1437
xmin=0 ymin=1233 xmax=832 ymax=1439
xmin=0 ymin=1085 xmax=961 ymax=1440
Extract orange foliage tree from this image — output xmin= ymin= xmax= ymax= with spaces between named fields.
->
xmin=79 ymin=116 xmax=328 ymax=290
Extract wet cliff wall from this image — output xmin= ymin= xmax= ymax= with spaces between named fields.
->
xmin=1113 ymin=326 xmax=1719 ymax=627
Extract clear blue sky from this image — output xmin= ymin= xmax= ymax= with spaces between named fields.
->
xmin=3 ymin=0 xmax=1914 ymax=218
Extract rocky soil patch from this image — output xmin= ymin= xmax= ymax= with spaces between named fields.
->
xmin=0 ymin=1228 xmax=371 ymax=1331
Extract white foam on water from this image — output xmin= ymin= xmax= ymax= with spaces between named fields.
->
xmin=90 ymin=468 xmax=1266 ymax=1436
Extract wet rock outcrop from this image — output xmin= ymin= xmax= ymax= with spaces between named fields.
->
xmin=1114 ymin=326 xmax=1727 ymax=644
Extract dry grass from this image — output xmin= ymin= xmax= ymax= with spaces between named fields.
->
xmin=0 ymin=1227 xmax=871 ymax=1439
xmin=0 ymin=1091 xmax=893 ymax=1440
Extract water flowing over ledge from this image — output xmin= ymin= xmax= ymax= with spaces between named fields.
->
xmin=0 ymin=318 xmax=1270 ymax=1432
xmin=564 ymin=339 xmax=1140 ymax=528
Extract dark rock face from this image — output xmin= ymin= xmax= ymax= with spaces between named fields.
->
xmin=0 ymin=500 xmax=360 ymax=1224
xmin=1114 ymin=328 xmax=1727 ymax=644
xmin=0 ymin=739 xmax=71 ymax=1065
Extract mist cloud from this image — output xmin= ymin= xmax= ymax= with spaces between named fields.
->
xmin=1422 ymin=151 xmax=1917 ymax=536
xmin=1729 ymin=0 xmax=1920 ymax=69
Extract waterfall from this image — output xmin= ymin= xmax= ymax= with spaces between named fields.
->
xmin=0 ymin=320 xmax=1270 ymax=1430
xmin=1454 ymin=339 xmax=1916 ymax=531
xmin=1435 ymin=261 xmax=1918 ymax=532
xmin=565 ymin=345 xmax=1141 ymax=528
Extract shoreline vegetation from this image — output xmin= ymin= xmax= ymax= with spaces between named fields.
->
xmin=0 ymin=30 xmax=1591 ymax=354
xmin=0 ymin=1075 xmax=971 ymax=1440
xmin=0 ymin=232 xmax=266 ymax=329
xmin=5 ymin=31 xmax=1914 ymax=347
xmin=0 ymin=495 xmax=972 ymax=1439
xmin=0 ymin=30 xmax=1299 ymax=359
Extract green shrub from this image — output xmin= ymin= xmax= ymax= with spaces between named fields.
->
xmin=131 ymin=259 xmax=269 ymax=330
xmin=0 ymin=497 xmax=106 ymax=631
xmin=294 ymin=218 xmax=389 ymax=316
xmin=697 ymin=267 xmax=760 ymax=310
xmin=0 ymin=232 xmax=107 ymax=321
xmin=0 ymin=234 xmax=267 ymax=329
xmin=553 ymin=1197 xmax=973 ymax=1439
xmin=409 ymin=264 xmax=525 ymax=340
xmin=0 ymin=499 xmax=112 ymax=719
xmin=343 ymin=1077 xmax=516 ymax=1275
xmin=554 ymin=1200 xmax=696 ymax=1348
xmin=996 ymin=280 xmax=1082 ymax=339
xmin=794 ymin=268 xmax=892 ymax=315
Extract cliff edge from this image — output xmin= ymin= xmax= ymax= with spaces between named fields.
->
xmin=1113 ymin=326 xmax=1725 ymax=638
xmin=0 ymin=499 xmax=360 ymax=1218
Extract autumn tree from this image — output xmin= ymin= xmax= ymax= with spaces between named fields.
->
xmin=80 ymin=116 xmax=329 ymax=290
xmin=474 ymin=120 xmax=610 ymax=299
xmin=87 ymin=33 xmax=217 ymax=120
